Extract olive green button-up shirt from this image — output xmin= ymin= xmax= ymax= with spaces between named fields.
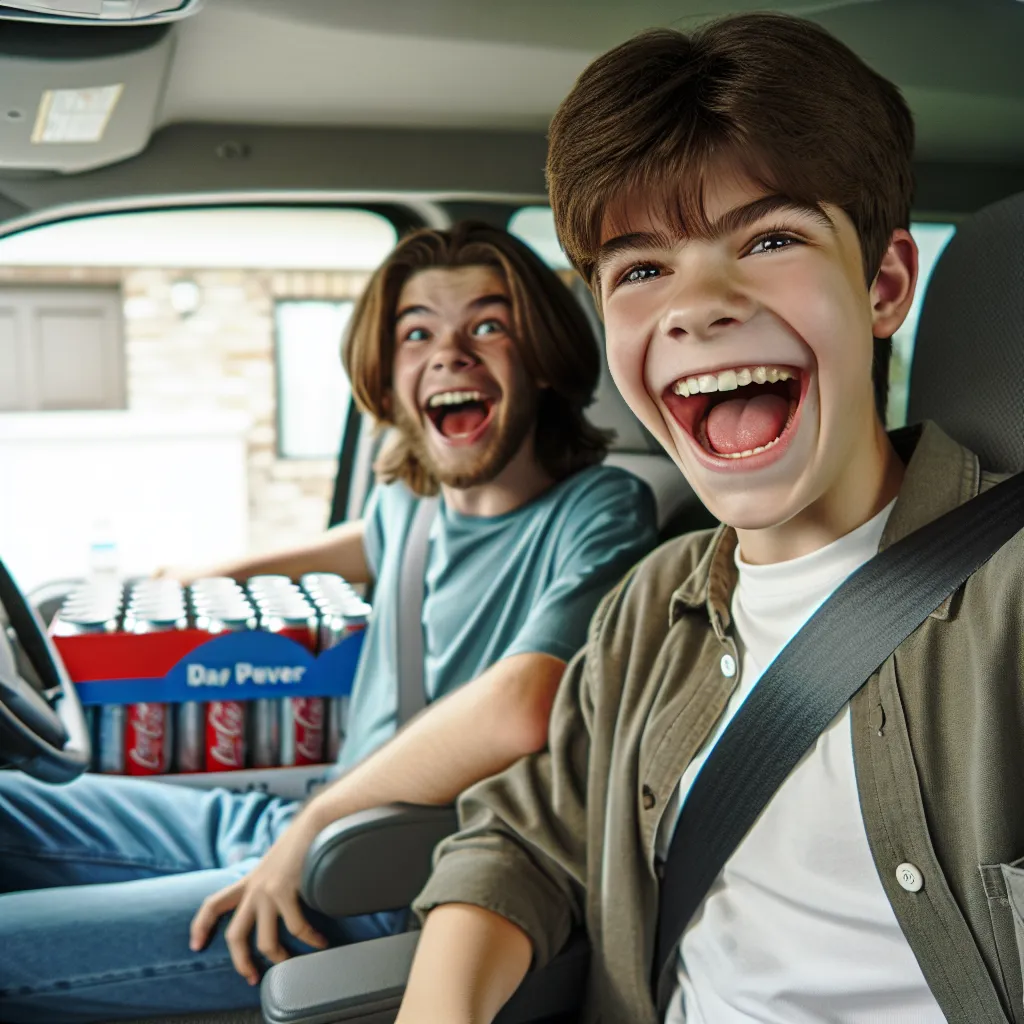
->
xmin=414 ymin=421 xmax=1024 ymax=1024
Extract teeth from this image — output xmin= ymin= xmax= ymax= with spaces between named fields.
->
xmin=670 ymin=366 xmax=797 ymax=397
xmin=718 ymin=436 xmax=782 ymax=459
xmin=427 ymin=390 xmax=485 ymax=408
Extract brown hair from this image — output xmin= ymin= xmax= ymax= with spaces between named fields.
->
xmin=342 ymin=221 xmax=611 ymax=496
xmin=547 ymin=13 xmax=915 ymax=418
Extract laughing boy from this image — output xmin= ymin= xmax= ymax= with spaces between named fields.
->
xmin=398 ymin=12 xmax=1024 ymax=1024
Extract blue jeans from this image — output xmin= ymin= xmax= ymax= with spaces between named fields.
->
xmin=0 ymin=772 xmax=405 ymax=1023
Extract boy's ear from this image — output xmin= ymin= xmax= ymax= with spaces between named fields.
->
xmin=870 ymin=228 xmax=918 ymax=339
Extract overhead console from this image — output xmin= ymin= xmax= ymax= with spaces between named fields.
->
xmin=0 ymin=1 xmax=201 ymax=24
xmin=0 ymin=17 xmax=176 ymax=173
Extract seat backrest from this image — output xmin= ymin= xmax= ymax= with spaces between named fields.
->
xmin=908 ymin=192 xmax=1024 ymax=474
xmin=572 ymin=279 xmax=714 ymax=536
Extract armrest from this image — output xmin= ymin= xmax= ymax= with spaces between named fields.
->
xmin=301 ymin=803 xmax=459 ymax=917
xmin=261 ymin=930 xmax=589 ymax=1024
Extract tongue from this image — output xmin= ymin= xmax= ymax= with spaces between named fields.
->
xmin=441 ymin=406 xmax=488 ymax=438
xmin=706 ymin=394 xmax=790 ymax=454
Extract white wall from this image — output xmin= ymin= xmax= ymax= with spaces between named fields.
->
xmin=0 ymin=410 xmax=250 ymax=591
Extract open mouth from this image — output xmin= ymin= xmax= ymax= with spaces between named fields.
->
xmin=424 ymin=389 xmax=497 ymax=444
xmin=663 ymin=365 xmax=805 ymax=463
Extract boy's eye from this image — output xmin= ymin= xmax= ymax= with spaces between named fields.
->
xmin=747 ymin=233 xmax=798 ymax=256
xmin=619 ymin=263 xmax=662 ymax=286
xmin=473 ymin=318 xmax=506 ymax=337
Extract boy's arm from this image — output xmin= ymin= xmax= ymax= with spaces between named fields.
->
xmin=400 ymin=633 xmax=602 ymax=1018
xmin=396 ymin=904 xmax=533 ymax=1024
xmin=160 ymin=518 xmax=370 ymax=586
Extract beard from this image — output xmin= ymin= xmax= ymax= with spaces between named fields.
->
xmin=394 ymin=388 xmax=538 ymax=490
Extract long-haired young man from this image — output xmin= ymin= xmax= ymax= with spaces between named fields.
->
xmin=0 ymin=223 xmax=657 ymax=1022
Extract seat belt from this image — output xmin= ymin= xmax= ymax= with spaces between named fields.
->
xmin=395 ymin=496 xmax=440 ymax=727
xmin=653 ymin=469 xmax=1024 ymax=1010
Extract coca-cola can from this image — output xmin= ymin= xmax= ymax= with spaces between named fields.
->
xmin=192 ymin=602 xmax=256 ymax=772
xmin=123 ymin=607 xmax=181 ymax=775
xmin=280 ymin=696 xmax=325 ymax=765
xmin=125 ymin=702 xmax=171 ymax=775
xmin=205 ymin=700 xmax=247 ymax=771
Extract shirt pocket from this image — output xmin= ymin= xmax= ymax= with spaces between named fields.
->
xmin=980 ymin=856 xmax=1024 ymax=1023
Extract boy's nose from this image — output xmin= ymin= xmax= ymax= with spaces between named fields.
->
xmin=430 ymin=337 xmax=477 ymax=372
xmin=658 ymin=269 xmax=751 ymax=342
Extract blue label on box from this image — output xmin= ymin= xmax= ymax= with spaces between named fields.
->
xmin=75 ymin=630 xmax=364 ymax=706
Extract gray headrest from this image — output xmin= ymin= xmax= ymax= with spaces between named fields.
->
xmin=908 ymin=192 xmax=1024 ymax=473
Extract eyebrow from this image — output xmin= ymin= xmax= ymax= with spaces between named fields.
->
xmin=394 ymin=293 xmax=511 ymax=323
xmin=595 ymin=195 xmax=835 ymax=277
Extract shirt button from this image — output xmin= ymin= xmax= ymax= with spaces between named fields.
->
xmin=642 ymin=785 xmax=656 ymax=810
xmin=896 ymin=862 xmax=924 ymax=892
xmin=720 ymin=653 xmax=737 ymax=678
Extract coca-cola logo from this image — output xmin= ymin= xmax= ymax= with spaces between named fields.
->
xmin=209 ymin=701 xmax=245 ymax=768
xmin=292 ymin=698 xmax=324 ymax=762
xmin=128 ymin=704 xmax=165 ymax=771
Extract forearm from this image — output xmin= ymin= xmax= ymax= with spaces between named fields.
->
xmin=396 ymin=904 xmax=532 ymax=1024
xmin=172 ymin=520 xmax=369 ymax=586
xmin=301 ymin=652 xmax=563 ymax=831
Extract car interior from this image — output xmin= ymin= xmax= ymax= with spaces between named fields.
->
xmin=0 ymin=1 xmax=1023 ymax=1023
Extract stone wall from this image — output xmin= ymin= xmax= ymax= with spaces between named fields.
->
xmin=0 ymin=264 xmax=369 ymax=558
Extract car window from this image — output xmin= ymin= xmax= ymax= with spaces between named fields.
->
xmin=510 ymin=206 xmax=958 ymax=430
xmin=0 ymin=205 xmax=397 ymax=592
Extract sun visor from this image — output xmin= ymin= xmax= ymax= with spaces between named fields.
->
xmin=0 ymin=2 xmax=202 ymax=24
xmin=0 ymin=23 xmax=174 ymax=172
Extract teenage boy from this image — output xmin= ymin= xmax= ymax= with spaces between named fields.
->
xmin=400 ymin=15 xmax=1024 ymax=1024
xmin=0 ymin=223 xmax=658 ymax=1023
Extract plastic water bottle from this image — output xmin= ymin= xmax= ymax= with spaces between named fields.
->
xmin=88 ymin=518 xmax=120 ymax=586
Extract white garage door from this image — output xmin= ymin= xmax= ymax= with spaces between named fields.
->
xmin=0 ymin=287 xmax=124 ymax=412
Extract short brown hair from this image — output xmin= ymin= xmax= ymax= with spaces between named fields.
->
xmin=547 ymin=13 xmax=914 ymax=289
xmin=342 ymin=221 xmax=611 ymax=496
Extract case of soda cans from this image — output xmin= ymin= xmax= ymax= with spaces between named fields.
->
xmin=50 ymin=574 xmax=369 ymax=778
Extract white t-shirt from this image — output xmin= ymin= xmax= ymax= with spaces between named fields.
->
xmin=658 ymin=502 xmax=946 ymax=1023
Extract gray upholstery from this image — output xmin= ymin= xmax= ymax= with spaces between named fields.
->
xmin=908 ymin=192 xmax=1024 ymax=474
xmin=302 ymin=804 xmax=458 ymax=917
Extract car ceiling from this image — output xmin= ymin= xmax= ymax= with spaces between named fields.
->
xmin=0 ymin=0 xmax=1021 ymax=226
xmin=172 ymin=0 xmax=1024 ymax=163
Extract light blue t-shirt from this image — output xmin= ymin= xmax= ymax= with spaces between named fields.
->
xmin=336 ymin=464 xmax=657 ymax=769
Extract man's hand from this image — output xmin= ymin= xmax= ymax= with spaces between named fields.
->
xmin=189 ymin=815 xmax=328 ymax=985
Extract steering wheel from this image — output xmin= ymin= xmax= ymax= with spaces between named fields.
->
xmin=0 ymin=557 xmax=91 ymax=782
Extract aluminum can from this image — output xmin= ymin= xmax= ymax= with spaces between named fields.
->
xmin=97 ymin=704 xmax=125 ymax=773
xmin=206 ymin=700 xmax=247 ymax=771
xmin=250 ymin=699 xmax=280 ymax=768
xmin=326 ymin=695 xmax=349 ymax=762
xmin=123 ymin=608 xmax=180 ymax=775
xmin=175 ymin=702 xmax=205 ymax=773
xmin=195 ymin=606 xmax=255 ymax=772
xmin=125 ymin=702 xmax=171 ymax=775
xmin=280 ymin=696 xmax=324 ymax=765
xmin=318 ymin=600 xmax=369 ymax=761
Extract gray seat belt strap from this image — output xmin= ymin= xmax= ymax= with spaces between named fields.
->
xmin=396 ymin=496 xmax=440 ymax=726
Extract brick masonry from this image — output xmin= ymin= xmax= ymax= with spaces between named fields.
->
xmin=0 ymin=264 xmax=370 ymax=558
